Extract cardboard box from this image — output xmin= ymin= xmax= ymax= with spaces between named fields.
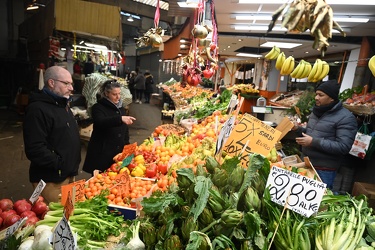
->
xmin=281 ymin=155 xmax=322 ymax=182
xmin=352 ymin=182 xmax=375 ymax=209
xmin=80 ymin=124 xmax=93 ymax=140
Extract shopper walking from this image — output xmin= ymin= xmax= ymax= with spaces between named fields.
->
xmin=134 ymin=70 xmax=145 ymax=104
xmin=83 ymin=80 xmax=136 ymax=174
xmin=128 ymin=71 xmax=137 ymax=102
xmin=144 ymin=70 xmax=154 ymax=103
xmin=293 ymin=80 xmax=358 ymax=189
xmin=23 ymin=66 xmax=81 ymax=203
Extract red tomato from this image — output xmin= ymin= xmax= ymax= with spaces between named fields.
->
xmin=110 ymin=163 xmax=119 ymax=173
xmin=127 ymin=162 xmax=137 ymax=171
xmin=145 ymin=163 xmax=157 ymax=178
xmin=157 ymin=163 xmax=168 ymax=175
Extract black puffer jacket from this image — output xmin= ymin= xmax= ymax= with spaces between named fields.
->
xmin=23 ymin=90 xmax=81 ymax=183
xmin=83 ymin=98 xmax=130 ymax=173
xmin=299 ymin=101 xmax=357 ymax=170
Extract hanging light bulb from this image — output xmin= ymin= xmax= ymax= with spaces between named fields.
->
xmin=127 ymin=16 xmax=134 ymax=22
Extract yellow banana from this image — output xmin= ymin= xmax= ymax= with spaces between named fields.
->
xmin=264 ymin=46 xmax=280 ymax=60
xmin=316 ymin=61 xmax=330 ymax=81
xmin=281 ymin=56 xmax=295 ymax=75
xmin=275 ymin=52 xmax=285 ymax=71
xmin=301 ymin=61 xmax=312 ymax=78
xmin=368 ymin=55 xmax=375 ymax=77
xmin=294 ymin=60 xmax=306 ymax=79
xmin=290 ymin=60 xmax=303 ymax=78
xmin=308 ymin=59 xmax=321 ymax=82
xmin=313 ymin=59 xmax=324 ymax=82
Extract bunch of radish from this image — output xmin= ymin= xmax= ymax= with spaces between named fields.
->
xmin=0 ymin=197 xmax=48 ymax=230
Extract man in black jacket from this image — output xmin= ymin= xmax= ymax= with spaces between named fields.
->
xmin=23 ymin=66 xmax=81 ymax=203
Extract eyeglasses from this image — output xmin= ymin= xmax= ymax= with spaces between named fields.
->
xmin=52 ymin=79 xmax=74 ymax=87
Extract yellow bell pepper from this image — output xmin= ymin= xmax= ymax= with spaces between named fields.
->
xmin=134 ymin=155 xmax=145 ymax=164
xmin=131 ymin=166 xmax=144 ymax=177
xmin=138 ymin=164 xmax=146 ymax=171
xmin=119 ymin=167 xmax=130 ymax=175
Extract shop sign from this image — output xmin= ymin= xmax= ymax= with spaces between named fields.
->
xmin=266 ymin=166 xmax=326 ymax=217
xmin=223 ymin=113 xmax=281 ymax=167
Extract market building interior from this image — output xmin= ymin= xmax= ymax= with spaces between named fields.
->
xmin=1 ymin=0 xmax=375 ymax=203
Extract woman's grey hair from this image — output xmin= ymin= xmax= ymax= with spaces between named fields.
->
xmin=100 ymin=80 xmax=121 ymax=97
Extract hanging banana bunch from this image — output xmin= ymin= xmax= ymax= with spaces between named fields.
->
xmin=368 ymin=55 xmax=375 ymax=77
xmin=307 ymin=58 xmax=330 ymax=82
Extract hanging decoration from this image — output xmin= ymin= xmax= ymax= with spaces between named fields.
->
xmin=135 ymin=0 xmax=164 ymax=48
xmin=181 ymin=0 xmax=219 ymax=87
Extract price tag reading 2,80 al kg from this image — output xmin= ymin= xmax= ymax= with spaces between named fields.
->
xmin=266 ymin=166 xmax=327 ymax=218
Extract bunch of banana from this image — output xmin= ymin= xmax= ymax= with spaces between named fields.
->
xmin=275 ymin=52 xmax=286 ymax=71
xmin=307 ymin=58 xmax=330 ymax=82
xmin=290 ymin=60 xmax=312 ymax=79
xmin=368 ymin=55 xmax=375 ymax=77
xmin=264 ymin=46 xmax=281 ymax=60
xmin=280 ymin=56 xmax=295 ymax=75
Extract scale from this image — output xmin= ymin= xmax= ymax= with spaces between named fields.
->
xmin=252 ymin=96 xmax=274 ymax=122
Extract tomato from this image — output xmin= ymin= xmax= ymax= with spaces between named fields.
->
xmin=110 ymin=163 xmax=119 ymax=173
xmin=157 ymin=163 xmax=168 ymax=175
xmin=145 ymin=163 xmax=157 ymax=178
xmin=127 ymin=162 xmax=137 ymax=171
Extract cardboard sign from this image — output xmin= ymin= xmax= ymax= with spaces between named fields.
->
xmin=64 ymin=190 xmax=74 ymax=220
xmin=215 ymin=116 xmax=236 ymax=156
xmin=0 ymin=217 xmax=27 ymax=241
xmin=113 ymin=172 xmax=131 ymax=197
xmin=223 ymin=114 xmax=281 ymax=167
xmin=266 ymin=166 xmax=326 ymax=217
xmin=61 ymin=180 xmax=86 ymax=206
xmin=53 ymin=216 xmax=76 ymax=250
xmin=29 ymin=179 xmax=46 ymax=204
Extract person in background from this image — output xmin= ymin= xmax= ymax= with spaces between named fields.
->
xmin=83 ymin=80 xmax=136 ymax=174
xmin=83 ymin=57 xmax=94 ymax=76
xmin=134 ymin=70 xmax=146 ymax=104
xmin=144 ymin=70 xmax=154 ymax=103
xmin=293 ymin=80 xmax=358 ymax=190
xmin=128 ymin=71 xmax=137 ymax=103
xmin=23 ymin=66 xmax=81 ymax=203
xmin=72 ymin=60 xmax=82 ymax=93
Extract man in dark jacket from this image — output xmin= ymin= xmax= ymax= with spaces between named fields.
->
xmin=23 ymin=66 xmax=81 ymax=203
xmin=294 ymin=80 xmax=357 ymax=189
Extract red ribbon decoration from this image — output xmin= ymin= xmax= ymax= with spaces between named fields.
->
xmin=154 ymin=0 xmax=160 ymax=28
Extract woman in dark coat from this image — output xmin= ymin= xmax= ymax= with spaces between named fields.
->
xmin=83 ymin=80 xmax=136 ymax=174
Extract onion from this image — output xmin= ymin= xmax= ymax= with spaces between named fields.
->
xmin=20 ymin=210 xmax=37 ymax=219
xmin=4 ymin=214 xmax=21 ymax=227
xmin=0 ymin=209 xmax=16 ymax=221
xmin=15 ymin=202 xmax=32 ymax=215
xmin=0 ymin=198 xmax=13 ymax=211
xmin=32 ymin=201 xmax=48 ymax=216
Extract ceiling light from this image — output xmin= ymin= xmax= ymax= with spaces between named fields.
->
xmin=261 ymin=41 xmax=302 ymax=49
xmin=334 ymin=17 xmax=369 ymax=23
xmin=235 ymin=14 xmax=369 ymax=23
xmin=27 ymin=5 xmax=39 ymax=10
xmin=79 ymin=40 xmax=84 ymax=45
xmin=177 ymin=0 xmax=199 ymax=8
xmin=238 ymin=0 xmax=375 ymax=5
xmin=236 ymin=53 xmax=262 ymax=58
xmin=85 ymin=43 xmax=108 ymax=50
xmin=127 ymin=16 xmax=134 ymax=22
xmin=233 ymin=25 xmax=350 ymax=33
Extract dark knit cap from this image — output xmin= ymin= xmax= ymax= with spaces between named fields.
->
xmin=316 ymin=80 xmax=340 ymax=100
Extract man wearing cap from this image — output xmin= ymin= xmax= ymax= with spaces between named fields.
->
xmin=294 ymin=80 xmax=358 ymax=189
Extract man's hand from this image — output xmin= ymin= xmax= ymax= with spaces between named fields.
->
xmin=296 ymin=133 xmax=313 ymax=147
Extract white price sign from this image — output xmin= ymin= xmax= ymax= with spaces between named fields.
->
xmin=0 ymin=217 xmax=27 ymax=241
xmin=53 ymin=216 xmax=76 ymax=250
xmin=266 ymin=166 xmax=327 ymax=217
xmin=29 ymin=179 xmax=46 ymax=204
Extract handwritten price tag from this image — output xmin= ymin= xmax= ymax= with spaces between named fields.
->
xmin=266 ymin=166 xmax=326 ymax=217
xmin=0 ymin=217 xmax=27 ymax=241
xmin=53 ymin=216 xmax=76 ymax=250
xmin=61 ymin=180 xmax=86 ymax=206
xmin=113 ymin=172 xmax=131 ymax=196
xmin=215 ymin=116 xmax=235 ymax=156
xmin=223 ymin=114 xmax=281 ymax=167
xmin=29 ymin=180 xmax=46 ymax=204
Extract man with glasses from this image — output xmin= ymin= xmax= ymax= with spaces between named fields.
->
xmin=23 ymin=66 xmax=81 ymax=203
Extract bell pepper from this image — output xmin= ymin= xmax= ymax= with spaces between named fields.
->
xmin=131 ymin=166 xmax=144 ymax=177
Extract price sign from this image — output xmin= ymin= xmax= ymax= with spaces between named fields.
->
xmin=215 ymin=116 xmax=235 ymax=156
xmin=114 ymin=172 xmax=131 ymax=197
xmin=64 ymin=190 xmax=74 ymax=220
xmin=223 ymin=114 xmax=281 ymax=167
xmin=29 ymin=179 xmax=46 ymax=204
xmin=266 ymin=166 xmax=327 ymax=217
xmin=53 ymin=216 xmax=76 ymax=250
xmin=0 ymin=217 xmax=27 ymax=241
xmin=61 ymin=180 xmax=86 ymax=206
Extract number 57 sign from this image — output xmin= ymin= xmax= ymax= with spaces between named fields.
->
xmin=266 ymin=166 xmax=327 ymax=217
